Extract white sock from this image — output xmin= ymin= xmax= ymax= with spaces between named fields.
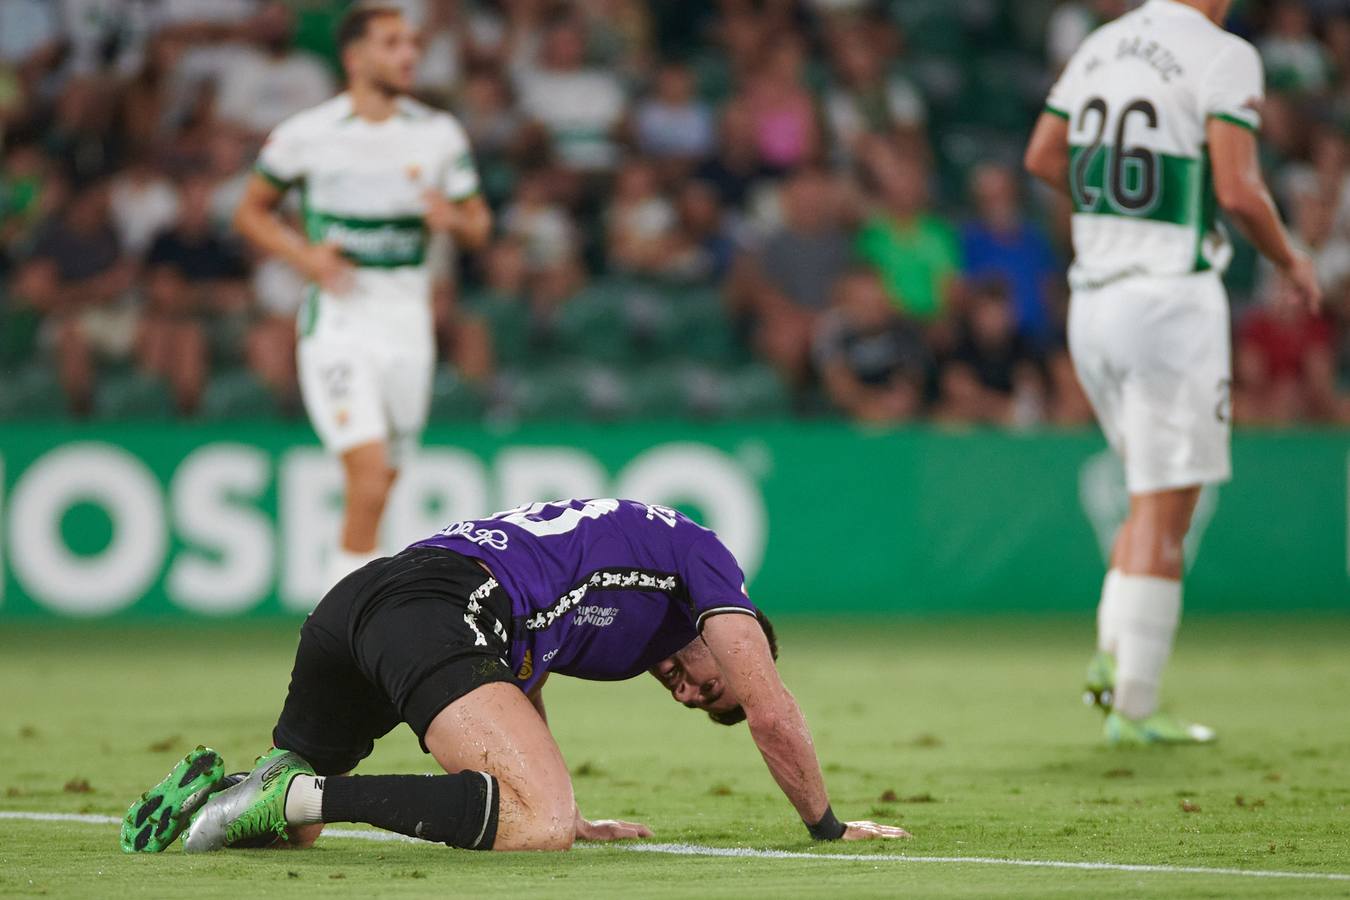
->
xmin=1112 ymin=574 xmax=1182 ymax=720
xmin=326 ymin=547 xmax=380 ymax=590
xmin=1096 ymin=569 xmax=1124 ymax=655
xmin=284 ymin=774 xmax=326 ymax=826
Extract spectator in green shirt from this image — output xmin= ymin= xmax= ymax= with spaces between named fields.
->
xmin=854 ymin=142 xmax=961 ymax=321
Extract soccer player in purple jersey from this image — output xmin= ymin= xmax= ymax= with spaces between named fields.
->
xmin=121 ymin=499 xmax=909 ymax=854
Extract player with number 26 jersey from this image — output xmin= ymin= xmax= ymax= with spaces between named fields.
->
xmin=1046 ymin=0 xmax=1262 ymax=283
xmin=1025 ymin=0 xmax=1320 ymax=746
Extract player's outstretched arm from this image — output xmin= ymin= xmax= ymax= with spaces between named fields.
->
xmin=1208 ymin=118 xmax=1322 ymax=311
xmin=1023 ymin=111 xmax=1071 ymax=196
xmin=701 ymin=613 xmax=911 ymax=841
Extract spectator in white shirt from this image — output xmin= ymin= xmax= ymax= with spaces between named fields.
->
xmin=213 ymin=2 xmax=335 ymax=137
xmin=515 ymin=18 xmax=627 ymax=172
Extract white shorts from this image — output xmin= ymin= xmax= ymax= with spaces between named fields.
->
xmin=297 ymin=292 xmax=435 ymax=468
xmin=1068 ymin=271 xmax=1232 ymax=495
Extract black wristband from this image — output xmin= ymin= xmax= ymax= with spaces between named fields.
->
xmin=805 ymin=805 xmax=846 ymax=841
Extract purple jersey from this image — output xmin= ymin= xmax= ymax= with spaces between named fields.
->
xmin=413 ymin=499 xmax=756 ymax=693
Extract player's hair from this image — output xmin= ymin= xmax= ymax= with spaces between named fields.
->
xmin=336 ymin=3 xmax=404 ymax=56
xmin=707 ymin=609 xmax=779 ymax=727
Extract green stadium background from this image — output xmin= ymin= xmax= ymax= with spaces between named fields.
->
xmin=2 ymin=424 xmax=1345 ymax=619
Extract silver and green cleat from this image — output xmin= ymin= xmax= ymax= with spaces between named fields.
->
xmin=120 ymin=746 xmax=226 ymax=853
xmin=1083 ymin=651 xmax=1116 ymax=712
xmin=1104 ymin=710 xmax=1216 ymax=745
xmin=183 ymin=748 xmax=314 ymax=853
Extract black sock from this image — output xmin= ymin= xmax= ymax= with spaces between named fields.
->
xmin=320 ymin=772 xmax=499 ymax=850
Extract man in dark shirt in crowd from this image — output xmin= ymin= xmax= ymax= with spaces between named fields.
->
xmin=813 ymin=269 xmax=929 ymax=423
xmin=12 ymin=181 xmax=135 ymax=414
xmin=937 ymin=281 xmax=1046 ymax=426
xmin=143 ymin=175 xmax=249 ymax=413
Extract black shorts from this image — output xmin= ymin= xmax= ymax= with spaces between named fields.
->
xmin=272 ymin=546 xmax=515 ymax=776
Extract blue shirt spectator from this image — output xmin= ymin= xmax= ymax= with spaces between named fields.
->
xmin=960 ymin=163 xmax=1060 ymax=344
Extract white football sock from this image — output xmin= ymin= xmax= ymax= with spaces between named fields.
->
xmin=1096 ymin=569 xmax=1124 ymax=655
xmin=326 ymin=547 xmax=380 ymax=590
xmin=284 ymin=774 xmax=325 ymax=825
xmin=1112 ymin=574 xmax=1182 ymax=720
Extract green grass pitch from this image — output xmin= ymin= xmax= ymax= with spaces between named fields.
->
xmin=2 ymin=616 xmax=1349 ymax=898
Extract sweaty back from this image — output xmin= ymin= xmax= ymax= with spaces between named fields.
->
xmin=1046 ymin=0 xmax=1264 ymax=285
xmin=414 ymin=499 xmax=757 ymax=693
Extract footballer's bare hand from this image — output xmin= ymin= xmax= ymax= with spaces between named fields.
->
xmin=1279 ymin=249 xmax=1323 ymax=313
xmin=302 ymin=242 xmax=355 ymax=295
xmin=422 ymin=190 xmax=461 ymax=234
xmin=575 ymin=817 xmax=654 ymax=842
xmin=842 ymin=820 xmax=912 ymax=840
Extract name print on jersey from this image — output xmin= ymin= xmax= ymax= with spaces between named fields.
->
xmin=438 ymin=521 xmax=510 ymax=550
xmin=1115 ymin=36 xmax=1184 ymax=82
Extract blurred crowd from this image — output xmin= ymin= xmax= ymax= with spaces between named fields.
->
xmin=2 ymin=0 xmax=1349 ymax=426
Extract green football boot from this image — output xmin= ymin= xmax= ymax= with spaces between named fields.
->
xmin=120 ymin=746 xmax=226 ymax=853
xmin=183 ymin=748 xmax=314 ymax=853
xmin=1105 ymin=710 xmax=1216 ymax=746
xmin=1083 ymin=651 xmax=1116 ymax=712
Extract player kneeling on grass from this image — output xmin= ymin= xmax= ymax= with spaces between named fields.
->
xmin=122 ymin=499 xmax=909 ymax=853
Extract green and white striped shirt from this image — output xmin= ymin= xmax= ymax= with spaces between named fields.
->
xmin=1045 ymin=0 xmax=1264 ymax=286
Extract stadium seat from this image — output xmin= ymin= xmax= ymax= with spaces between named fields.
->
xmin=495 ymin=364 xmax=594 ymax=421
xmin=0 ymin=363 xmax=66 ymax=420
xmin=891 ymin=0 xmax=970 ymax=56
xmin=718 ymin=364 xmax=792 ymax=419
xmin=463 ymin=293 xmax=534 ymax=369
xmin=92 ymin=371 xmax=175 ymax=421
xmin=198 ymin=369 xmax=283 ymax=421
xmin=624 ymin=364 xmax=693 ymax=419
xmin=669 ymin=287 xmax=746 ymax=366
xmin=551 ymin=282 xmax=633 ymax=366
xmin=429 ymin=367 xmax=486 ymax=421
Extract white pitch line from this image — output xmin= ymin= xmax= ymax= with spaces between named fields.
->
xmin=620 ymin=842 xmax=1350 ymax=882
xmin=4 ymin=811 xmax=1348 ymax=883
xmin=0 ymin=811 xmax=417 ymax=842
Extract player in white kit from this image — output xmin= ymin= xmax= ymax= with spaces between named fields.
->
xmin=1025 ymin=0 xmax=1320 ymax=743
xmin=235 ymin=4 xmax=491 ymax=590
